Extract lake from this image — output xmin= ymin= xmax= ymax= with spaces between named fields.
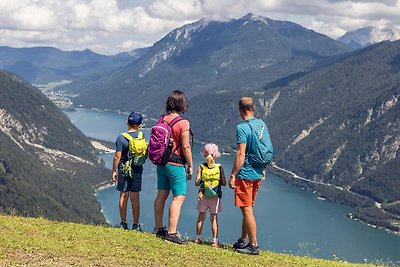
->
xmin=66 ymin=108 xmax=400 ymax=265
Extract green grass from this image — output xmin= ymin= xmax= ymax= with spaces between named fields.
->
xmin=0 ymin=215 xmax=379 ymax=266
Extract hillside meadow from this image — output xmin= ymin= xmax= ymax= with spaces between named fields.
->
xmin=0 ymin=215 xmax=382 ymax=266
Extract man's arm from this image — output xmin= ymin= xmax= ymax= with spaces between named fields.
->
xmin=229 ymin=143 xmax=246 ymax=189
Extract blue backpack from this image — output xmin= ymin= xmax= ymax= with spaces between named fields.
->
xmin=246 ymin=119 xmax=273 ymax=168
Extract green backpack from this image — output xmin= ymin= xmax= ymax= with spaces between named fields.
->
xmin=121 ymin=131 xmax=148 ymax=177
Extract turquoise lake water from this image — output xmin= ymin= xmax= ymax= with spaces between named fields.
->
xmin=66 ymin=108 xmax=400 ymax=265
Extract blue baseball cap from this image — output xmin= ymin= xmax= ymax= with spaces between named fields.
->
xmin=127 ymin=112 xmax=143 ymax=125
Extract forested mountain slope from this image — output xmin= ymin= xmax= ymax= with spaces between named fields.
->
xmin=0 ymin=70 xmax=108 ymax=223
xmin=188 ymin=41 xmax=400 ymax=231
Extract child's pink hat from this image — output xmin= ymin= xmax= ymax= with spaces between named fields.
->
xmin=202 ymin=143 xmax=220 ymax=158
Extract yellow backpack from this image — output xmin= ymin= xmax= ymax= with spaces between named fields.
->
xmin=201 ymin=163 xmax=221 ymax=198
xmin=121 ymin=131 xmax=148 ymax=177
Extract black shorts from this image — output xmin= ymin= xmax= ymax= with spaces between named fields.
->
xmin=116 ymin=173 xmax=142 ymax=192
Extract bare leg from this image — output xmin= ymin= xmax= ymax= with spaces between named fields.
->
xmin=168 ymin=195 xmax=185 ymax=233
xmin=154 ymin=190 xmax=170 ymax=228
xmin=240 ymin=206 xmax=257 ymax=246
xmin=210 ymin=213 xmax=218 ymax=239
xmin=119 ymin=192 xmax=129 ymax=223
xmin=240 ymin=212 xmax=248 ymax=241
xmin=130 ymin=192 xmax=140 ymax=225
xmin=196 ymin=212 xmax=206 ymax=236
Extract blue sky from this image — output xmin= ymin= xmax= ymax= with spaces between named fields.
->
xmin=0 ymin=0 xmax=399 ymax=54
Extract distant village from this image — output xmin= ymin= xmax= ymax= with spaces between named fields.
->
xmin=36 ymin=84 xmax=75 ymax=111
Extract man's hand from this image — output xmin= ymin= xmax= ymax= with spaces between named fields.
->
xmin=261 ymin=169 xmax=266 ymax=181
xmin=112 ymin=171 xmax=118 ymax=183
xmin=186 ymin=166 xmax=193 ymax=180
xmin=229 ymin=174 xmax=236 ymax=189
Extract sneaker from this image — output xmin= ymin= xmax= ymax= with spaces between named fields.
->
xmin=165 ymin=232 xmax=188 ymax=245
xmin=132 ymin=223 xmax=143 ymax=232
xmin=155 ymin=227 xmax=168 ymax=238
xmin=235 ymin=244 xmax=260 ymax=255
xmin=232 ymin=238 xmax=247 ymax=249
xmin=194 ymin=238 xmax=202 ymax=245
xmin=118 ymin=221 xmax=128 ymax=230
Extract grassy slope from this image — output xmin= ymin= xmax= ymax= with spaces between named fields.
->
xmin=0 ymin=215 xmax=378 ymax=267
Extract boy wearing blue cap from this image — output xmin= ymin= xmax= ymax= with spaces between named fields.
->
xmin=112 ymin=111 xmax=145 ymax=231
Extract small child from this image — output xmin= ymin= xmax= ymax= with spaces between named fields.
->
xmin=194 ymin=143 xmax=226 ymax=248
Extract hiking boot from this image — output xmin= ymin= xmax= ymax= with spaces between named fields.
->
xmin=232 ymin=238 xmax=247 ymax=249
xmin=118 ymin=221 xmax=128 ymax=230
xmin=155 ymin=227 xmax=168 ymax=238
xmin=132 ymin=223 xmax=143 ymax=232
xmin=235 ymin=244 xmax=260 ymax=255
xmin=164 ymin=232 xmax=188 ymax=245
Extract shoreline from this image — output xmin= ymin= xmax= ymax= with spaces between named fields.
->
xmin=269 ymin=163 xmax=400 ymax=237
xmin=91 ymin=140 xmax=115 ymax=153
xmin=94 ymin=180 xmax=115 ymax=192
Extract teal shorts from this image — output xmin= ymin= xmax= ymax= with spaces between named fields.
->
xmin=157 ymin=164 xmax=187 ymax=196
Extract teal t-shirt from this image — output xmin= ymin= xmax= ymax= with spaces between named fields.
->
xmin=236 ymin=118 xmax=264 ymax=180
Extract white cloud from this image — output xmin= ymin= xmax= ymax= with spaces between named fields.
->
xmin=119 ymin=39 xmax=148 ymax=50
xmin=0 ymin=0 xmax=399 ymax=54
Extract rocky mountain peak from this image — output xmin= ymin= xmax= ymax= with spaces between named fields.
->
xmin=338 ymin=26 xmax=400 ymax=47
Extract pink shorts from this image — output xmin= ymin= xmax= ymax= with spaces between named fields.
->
xmin=197 ymin=197 xmax=222 ymax=214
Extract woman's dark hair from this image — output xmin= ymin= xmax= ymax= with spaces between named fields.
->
xmin=166 ymin=90 xmax=188 ymax=113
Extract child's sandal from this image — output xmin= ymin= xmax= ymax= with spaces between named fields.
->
xmin=211 ymin=242 xmax=221 ymax=248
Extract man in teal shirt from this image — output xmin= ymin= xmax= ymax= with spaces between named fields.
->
xmin=229 ymin=97 xmax=269 ymax=255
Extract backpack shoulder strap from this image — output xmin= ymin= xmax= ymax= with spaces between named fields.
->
xmin=168 ymin=116 xmax=183 ymax=127
xmin=157 ymin=115 xmax=166 ymax=123
xmin=137 ymin=131 xmax=143 ymax=139
xmin=245 ymin=119 xmax=263 ymax=140
xmin=121 ymin=132 xmax=133 ymax=141
xmin=171 ymin=116 xmax=194 ymax=146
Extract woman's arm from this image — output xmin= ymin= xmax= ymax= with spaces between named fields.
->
xmin=181 ymin=130 xmax=193 ymax=179
xmin=220 ymin=166 xmax=227 ymax=186
xmin=195 ymin=166 xmax=202 ymax=186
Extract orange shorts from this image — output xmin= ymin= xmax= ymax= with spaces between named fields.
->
xmin=235 ymin=178 xmax=262 ymax=207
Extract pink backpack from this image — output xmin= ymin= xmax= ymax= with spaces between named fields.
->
xmin=148 ymin=115 xmax=183 ymax=166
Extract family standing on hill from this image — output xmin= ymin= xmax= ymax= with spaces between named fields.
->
xmin=112 ymin=90 xmax=273 ymax=256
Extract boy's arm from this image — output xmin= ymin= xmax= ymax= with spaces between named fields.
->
xmin=112 ymin=151 xmax=122 ymax=182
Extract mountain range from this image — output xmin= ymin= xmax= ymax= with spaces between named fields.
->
xmin=0 ymin=46 xmax=148 ymax=84
xmin=0 ymin=70 xmax=108 ymax=224
xmin=59 ymin=13 xmax=352 ymax=114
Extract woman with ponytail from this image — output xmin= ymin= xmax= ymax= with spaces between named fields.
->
xmin=194 ymin=143 xmax=226 ymax=248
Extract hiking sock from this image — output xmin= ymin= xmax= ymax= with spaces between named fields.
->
xmin=196 ymin=235 xmax=201 ymax=240
xmin=213 ymin=238 xmax=218 ymax=244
